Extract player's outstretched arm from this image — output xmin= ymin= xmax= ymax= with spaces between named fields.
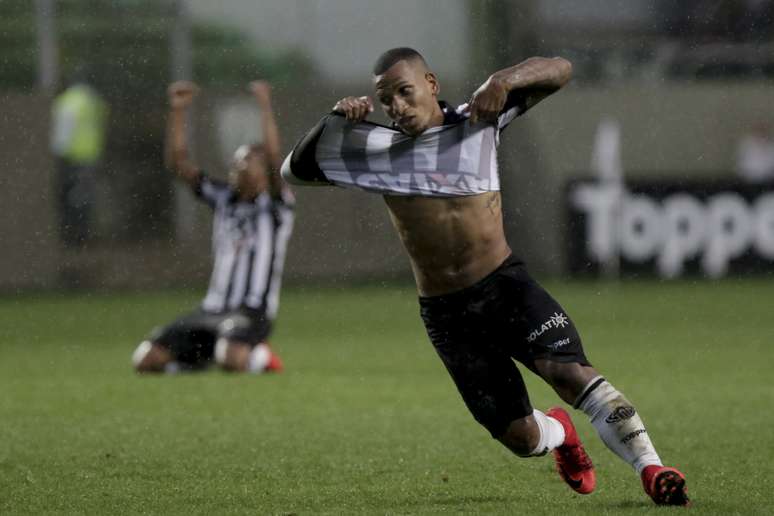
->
xmin=164 ymin=80 xmax=201 ymax=187
xmin=279 ymin=97 xmax=374 ymax=187
xmin=250 ymin=80 xmax=288 ymax=198
xmin=467 ymin=57 xmax=572 ymax=124
xmin=280 ymin=113 xmax=335 ymax=187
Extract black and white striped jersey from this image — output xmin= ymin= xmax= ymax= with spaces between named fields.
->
xmin=193 ymin=174 xmax=294 ymax=316
xmin=283 ymin=97 xmax=526 ymax=197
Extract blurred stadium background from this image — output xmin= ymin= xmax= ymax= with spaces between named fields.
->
xmin=2 ymin=1 xmax=774 ymax=514
xmin=3 ymin=0 xmax=774 ymax=291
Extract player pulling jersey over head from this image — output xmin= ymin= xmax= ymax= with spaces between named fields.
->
xmin=282 ymin=47 xmax=689 ymax=506
xmin=286 ymin=95 xmax=523 ymax=196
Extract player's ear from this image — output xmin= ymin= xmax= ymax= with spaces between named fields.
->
xmin=426 ymin=72 xmax=440 ymax=96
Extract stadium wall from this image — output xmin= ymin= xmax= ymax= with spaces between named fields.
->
xmin=0 ymin=93 xmax=61 ymax=290
xmin=1 ymin=83 xmax=772 ymax=292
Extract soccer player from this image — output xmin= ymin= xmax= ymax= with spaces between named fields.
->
xmin=282 ymin=48 xmax=689 ymax=505
xmin=132 ymin=80 xmax=294 ymax=374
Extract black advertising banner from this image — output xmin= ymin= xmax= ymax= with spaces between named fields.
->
xmin=565 ymin=177 xmax=774 ymax=278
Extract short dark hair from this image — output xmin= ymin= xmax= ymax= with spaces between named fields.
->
xmin=372 ymin=47 xmax=427 ymax=75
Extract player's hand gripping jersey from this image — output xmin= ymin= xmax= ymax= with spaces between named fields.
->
xmin=282 ymin=99 xmax=525 ymax=196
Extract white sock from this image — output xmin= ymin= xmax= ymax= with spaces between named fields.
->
xmin=575 ymin=377 xmax=662 ymax=474
xmin=247 ymin=344 xmax=271 ymax=374
xmin=214 ymin=338 xmax=229 ymax=365
xmin=131 ymin=341 xmax=152 ymax=367
xmin=529 ymin=409 xmax=566 ymax=456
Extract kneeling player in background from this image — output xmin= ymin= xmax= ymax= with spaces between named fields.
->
xmin=132 ymin=80 xmax=294 ymax=374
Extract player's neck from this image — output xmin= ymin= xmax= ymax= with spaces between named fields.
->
xmin=428 ymin=104 xmax=444 ymax=129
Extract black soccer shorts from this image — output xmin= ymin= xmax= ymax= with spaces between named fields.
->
xmin=419 ymin=255 xmax=590 ymax=438
xmin=148 ymin=306 xmax=272 ymax=366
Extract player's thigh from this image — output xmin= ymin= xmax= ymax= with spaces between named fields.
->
xmin=501 ymin=266 xmax=591 ymax=368
xmin=498 ymin=267 xmax=597 ymax=400
xmin=149 ymin=309 xmax=221 ymax=365
xmin=420 ymin=302 xmax=532 ymax=438
xmin=215 ymin=307 xmax=272 ymax=346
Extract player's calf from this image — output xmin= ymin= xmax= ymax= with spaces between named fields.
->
xmin=132 ymin=340 xmax=174 ymax=373
xmin=574 ymin=376 xmax=663 ymax=474
xmin=214 ymin=338 xmax=250 ymax=371
xmin=214 ymin=339 xmax=283 ymax=373
xmin=497 ymin=413 xmax=543 ymax=457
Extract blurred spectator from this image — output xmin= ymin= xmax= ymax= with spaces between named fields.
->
xmin=50 ymin=70 xmax=109 ymax=247
xmin=736 ymin=123 xmax=774 ymax=183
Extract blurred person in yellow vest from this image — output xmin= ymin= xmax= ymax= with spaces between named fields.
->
xmin=50 ymin=69 xmax=109 ymax=247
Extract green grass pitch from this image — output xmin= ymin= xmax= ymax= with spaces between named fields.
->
xmin=1 ymin=279 xmax=773 ymax=515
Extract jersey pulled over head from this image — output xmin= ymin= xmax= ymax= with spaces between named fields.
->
xmin=281 ymin=47 xmax=526 ymax=197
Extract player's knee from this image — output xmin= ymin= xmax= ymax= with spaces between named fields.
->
xmin=214 ymin=338 xmax=250 ymax=372
xmin=537 ymin=360 xmax=571 ymax=384
xmin=536 ymin=360 xmax=596 ymax=404
xmin=132 ymin=340 xmax=169 ymax=373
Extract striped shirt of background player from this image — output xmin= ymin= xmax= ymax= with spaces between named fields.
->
xmin=313 ymin=98 xmax=525 ymax=196
xmin=195 ymin=175 xmax=294 ymax=317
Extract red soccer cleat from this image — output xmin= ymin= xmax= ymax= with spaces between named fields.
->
xmin=641 ymin=465 xmax=690 ymax=506
xmin=264 ymin=345 xmax=284 ymax=373
xmin=546 ymin=407 xmax=596 ymax=495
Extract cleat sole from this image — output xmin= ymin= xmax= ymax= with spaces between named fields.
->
xmin=653 ymin=470 xmax=690 ymax=506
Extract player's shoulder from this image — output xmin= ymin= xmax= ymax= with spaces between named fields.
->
xmin=199 ymin=172 xmax=229 ymax=189
xmin=440 ymin=100 xmax=468 ymax=125
xmin=196 ymin=171 xmax=235 ymax=205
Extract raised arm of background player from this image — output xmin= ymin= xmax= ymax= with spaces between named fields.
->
xmin=249 ymin=80 xmax=288 ymax=199
xmin=164 ymin=80 xmax=201 ymax=187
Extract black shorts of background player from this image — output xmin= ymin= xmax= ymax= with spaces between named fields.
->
xmin=134 ymin=307 xmax=280 ymax=373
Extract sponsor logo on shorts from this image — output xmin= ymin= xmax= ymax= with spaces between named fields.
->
xmin=620 ymin=428 xmax=647 ymax=444
xmin=548 ymin=338 xmax=571 ymax=350
xmin=605 ymin=405 xmax=637 ymax=424
xmin=526 ymin=312 xmax=570 ymax=343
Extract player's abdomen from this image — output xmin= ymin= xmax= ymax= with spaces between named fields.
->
xmin=384 ymin=192 xmax=511 ymax=296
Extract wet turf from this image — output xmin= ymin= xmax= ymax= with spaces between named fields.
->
xmin=1 ymin=279 xmax=772 ymax=514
